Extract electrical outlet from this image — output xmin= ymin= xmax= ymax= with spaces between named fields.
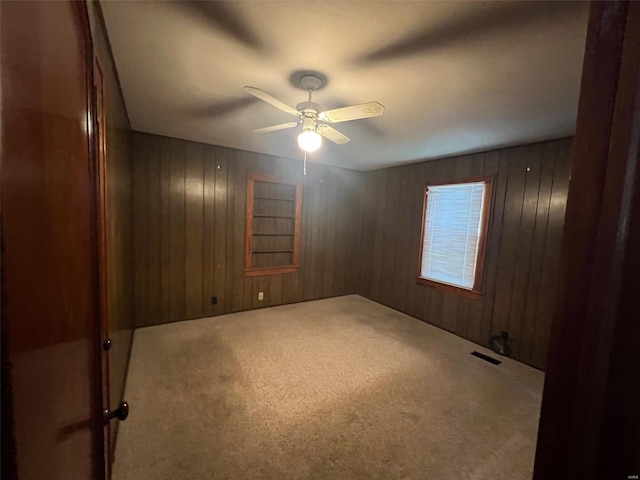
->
xmin=211 ymin=296 xmax=217 ymax=305
xmin=258 ymin=292 xmax=264 ymax=301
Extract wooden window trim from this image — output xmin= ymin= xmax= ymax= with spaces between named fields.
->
xmin=244 ymin=173 xmax=302 ymax=276
xmin=416 ymin=175 xmax=494 ymax=299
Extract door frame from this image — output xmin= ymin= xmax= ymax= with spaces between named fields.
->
xmin=92 ymin=55 xmax=113 ymax=476
xmin=82 ymin=1 xmax=109 ymax=477
xmin=534 ymin=1 xmax=640 ymax=478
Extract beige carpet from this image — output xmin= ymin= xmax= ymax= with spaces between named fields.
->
xmin=112 ymin=295 xmax=544 ymax=480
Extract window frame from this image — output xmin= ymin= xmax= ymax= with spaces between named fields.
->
xmin=244 ymin=173 xmax=303 ymax=277
xmin=416 ymin=175 xmax=493 ymax=299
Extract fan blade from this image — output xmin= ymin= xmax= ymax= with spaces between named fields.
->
xmin=319 ymin=102 xmax=385 ymax=124
xmin=317 ymin=124 xmax=351 ymax=144
xmin=188 ymin=97 xmax=258 ymax=118
xmin=353 ymin=2 xmax=586 ymax=64
xmin=174 ymin=2 xmax=264 ymax=52
xmin=254 ymin=122 xmax=298 ymax=134
xmin=244 ymin=86 xmax=299 ymax=116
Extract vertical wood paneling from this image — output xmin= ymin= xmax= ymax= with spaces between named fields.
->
xmin=185 ymin=142 xmax=204 ymax=318
xmin=479 ymin=150 xmax=507 ymax=347
xmin=358 ymin=171 xmax=375 ymax=298
xmin=359 ymin=139 xmax=572 ymax=369
xmin=169 ymin=138 xmax=186 ymax=321
xmin=505 ymin=149 xmax=543 ymax=359
xmin=323 ymin=173 xmax=337 ymax=297
xmin=201 ymin=145 xmax=216 ymax=317
xmin=213 ymin=148 xmax=228 ymax=315
xmin=531 ymin=141 xmax=572 ymax=367
xmin=147 ymin=135 xmax=161 ymax=325
xmin=391 ymin=169 xmax=408 ymax=311
xmin=491 ymin=153 xmax=528 ymax=340
xmin=224 ymin=148 xmax=236 ymax=314
xmin=407 ymin=164 xmax=429 ymax=320
xmin=133 ymin=132 xmax=363 ymax=326
xmin=233 ymin=151 xmax=249 ymax=311
xmin=159 ymin=136 xmax=172 ymax=324
xmin=520 ymin=143 xmax=557 ymax=362
xmin=132 ymin=131 xmax=570 ymax=370
xmin=369 ymin=171 xmax=389 ymax=301
xmin=133 ymin=135 xmax=150 ymax=326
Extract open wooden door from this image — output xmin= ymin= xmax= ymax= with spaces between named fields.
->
xmin=534 ymin=1 xmax=640 ymax=478
xmin=93 ymin=55 xmax=130 ymax=477
xmin=1 ymin=1 xmax=109 ymax=478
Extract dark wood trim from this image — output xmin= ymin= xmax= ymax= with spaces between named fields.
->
xmin=247 ymin=172 xmax=296 ymax=186
xmin=254 ymin=196 xmax=295 ymax=202
xmin=534 ymin=1 xmax=640 ymax=478
xmin=244 ymin=173 xmax=302 ymax=276
xmin=253 ymin=233 xmax=295 ymax=236
xmin=0 ymin=0 xmax=18 ymax=475
xmin=252 ymin=249 xmax=294 ymax=254
xmin=421 ymin=174 xmax=495 ymax=187
xmin=417 ymin=175 xmax=493 ymax=298
xmin=473 ymin=176 xmax=493 ymax=292
xmin=416 ymin=277 xmax=483 ymax=299
xmin=92 ymin=54 xmax=113 ymax=476
xmin=244 ymin=266 xmax=299 ymax=277
xmin=79 ymin=0 xmax=108 ymax=476
xmin=244 ymin=173 xmax=255 ymax=274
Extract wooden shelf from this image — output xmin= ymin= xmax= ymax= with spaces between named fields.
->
xmin=246 ymin=173 xmax=302 ymax=276
xmin=252 ymin=249 xmax=294 ymax=254
xmin=253 ymin=233 xmax=294 ymax=237
xmin=254 ymin=196 xmax=295 ymax=202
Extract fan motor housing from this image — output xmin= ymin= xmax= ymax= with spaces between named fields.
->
xmin=301 ymin=116 xmax=317 ymax=131
xmin=296 ymin=101 xmax=322 ymax=115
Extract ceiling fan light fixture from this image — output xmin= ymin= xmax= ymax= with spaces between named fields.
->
xmin=297 ymin=129 xmax=322 ymax=153
xmin=244 ymin=80 xmax=383 ymax=161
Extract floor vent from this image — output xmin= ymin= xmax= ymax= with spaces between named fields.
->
xmin=471 ymin=351 xmax=502 ymax=365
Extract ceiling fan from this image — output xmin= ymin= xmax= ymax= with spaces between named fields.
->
xmin=244 ymin=73 xmax=384 ymax=157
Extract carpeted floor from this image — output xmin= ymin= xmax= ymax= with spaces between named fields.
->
xmin=112 ymin=295 xmax=544 ymax=480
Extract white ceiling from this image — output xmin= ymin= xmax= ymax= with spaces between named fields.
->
xmin=101 ymin=1 xmax=588 ymax=171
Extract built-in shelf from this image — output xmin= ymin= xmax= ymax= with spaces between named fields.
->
xmin=252 ymin=249 xmax=294 ymax=254
xmin=246 ymin=173 xmax=302 ymax=276
xmin=253 ymin=233 xmax=295 ymax=237
xmin=254 ymin=196 xmax=295 ymax=202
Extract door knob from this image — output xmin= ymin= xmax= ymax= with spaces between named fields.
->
xmin=103 ymin=401 xmax=129 ymax=423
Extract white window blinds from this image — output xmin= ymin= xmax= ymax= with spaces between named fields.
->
xmin=420 ymin=181 xmax=487 ymax=290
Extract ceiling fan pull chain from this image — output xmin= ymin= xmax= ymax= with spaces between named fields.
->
xmin=303 ymin=150 xmax=307 ymax=176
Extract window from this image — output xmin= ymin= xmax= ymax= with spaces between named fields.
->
xmin=244 ymin=173 xmax=302 ymax=276
xmin=418 ymin=177 xmax=492 ymax=297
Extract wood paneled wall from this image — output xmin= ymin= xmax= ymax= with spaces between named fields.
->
xmin=358 ymin=139 xmax=572 ymax=369
xmin=87 ymin=0 xmax=134 ymax=445
xmin=132 ymin=132 xmax=363 ymax=327
xmin=132 ymin=132 xmax=570 ymax=369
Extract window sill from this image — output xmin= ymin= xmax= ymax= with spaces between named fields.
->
xmin=416 ymin=277 xmax=483 ymax=299
xmin=244 ymin=266 xmax=299 ymax=277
